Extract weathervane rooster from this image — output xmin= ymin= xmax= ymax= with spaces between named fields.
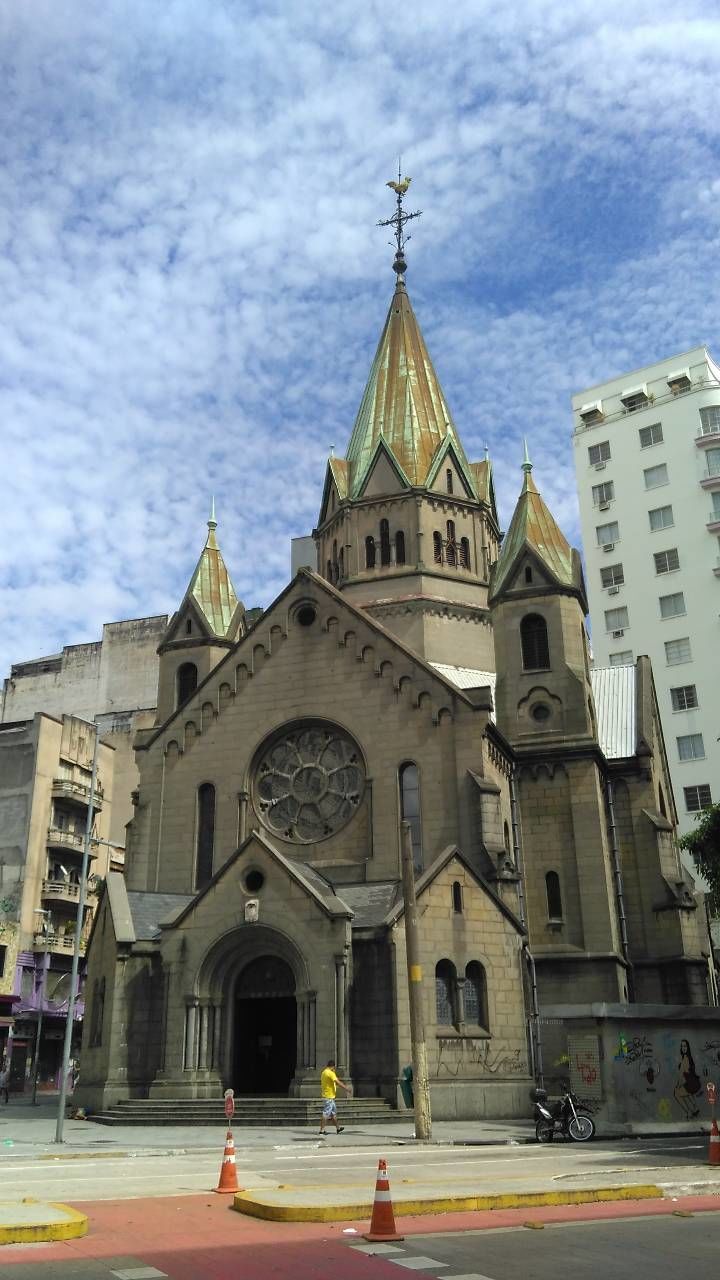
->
xmin=386 ymin=176 xmax=412 ymax=196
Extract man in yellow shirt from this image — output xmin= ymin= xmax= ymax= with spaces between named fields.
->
xmin=319 ymin=1058 xmax=351 ymax=1136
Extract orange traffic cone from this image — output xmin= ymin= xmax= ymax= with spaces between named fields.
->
xmin=363 ymin=1158 xmax=404 ymax=1242
xmin=708 ymin=1118 xmax=720 ymax=1166
xmin=214 ymin=1128 xmax=241 ymax=1194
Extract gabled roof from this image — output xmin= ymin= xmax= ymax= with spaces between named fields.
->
xmin=345 ymin=280 xmax=473 ymax=496
xmin=425 ymin=433 xmax=478 ymax=500
xmin=490 ymin=453 xmax=583 ymax=604
xmin=383 ymin=843 xmax=524 ymax=934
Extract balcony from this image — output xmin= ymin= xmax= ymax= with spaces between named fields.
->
xmin=700 ymin=466 xmax=720 ymax=490
xmin=47 ymin=827 xmax=84 ymax=853
xmin=707 ymin=511 xmax=720 ymax=532
xmin=714 ymin=559 xmax=720 ymax=579
xmin=51 ymin=778 xmax=103 ymax=810
xmin=33 ymin=931 xmax=87 ymax=956
xmin=695 ymin=429 xmax=720 ymax=448
xmin=41 ymin=877 xmax=97 ymax=908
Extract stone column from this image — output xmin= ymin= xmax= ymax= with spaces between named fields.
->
xmin=212 ymin=1002 xmax=223 ymax=1073
xmin=334 ymin=956 xmax=349 ymax=1074
xmin=455 ymin=976 xmax=467 ymax=1030
xmin=184 ymin=1001 xmax=199 ymax=1071
xmin=198 ymin=1000 xmax=210 ymax=1070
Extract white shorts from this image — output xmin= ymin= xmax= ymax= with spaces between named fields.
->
xmin=321 ymin=1098 xmax=337 ymax=1119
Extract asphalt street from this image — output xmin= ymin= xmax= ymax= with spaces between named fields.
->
xmin=0 ymin=1136 xmax=714 ymax=1202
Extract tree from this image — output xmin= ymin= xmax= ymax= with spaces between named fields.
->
xmin=680 ymin=803 xmax=720 ymax=915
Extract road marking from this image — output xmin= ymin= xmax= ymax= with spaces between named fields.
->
xmin=352 ymin=1244 xmax=406 ymax=1254
xmin=388 ymin=1259 xmax=449 ymax=1270
xmin=111 ymin=1270 xmax=169 ymax=1279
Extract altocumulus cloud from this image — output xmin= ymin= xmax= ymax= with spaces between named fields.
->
xmin=1 ymin=0 xmax=720 ymax=676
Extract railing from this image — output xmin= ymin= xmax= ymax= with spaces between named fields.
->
xmin=707 ymin=510 xmax=720 ymax=526
xmin=42 ymin=878 xmax=81 ymax=903
xmin=33 ymin=932 xmax=87 ymax=956
xmin=51 ymin=778 xmax=103 ymax=806
xmin=46 ymin=827 xmax=84 ymax=851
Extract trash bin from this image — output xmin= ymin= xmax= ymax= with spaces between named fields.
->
xmin=400 ymin=1065 xmax=414 ymax=1108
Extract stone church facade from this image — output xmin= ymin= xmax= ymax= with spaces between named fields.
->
xmin=77 ymin=269 xmax=714 ymax=1119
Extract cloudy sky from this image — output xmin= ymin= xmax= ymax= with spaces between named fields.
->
xmin=2 ymin=1 xmax=719 ymax=679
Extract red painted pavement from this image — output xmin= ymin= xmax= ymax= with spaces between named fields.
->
xmin=1 ymin=1194 xmax=719 ymax=1276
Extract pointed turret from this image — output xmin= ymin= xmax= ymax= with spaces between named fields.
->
xmin=154 ymin=506 xmax=245 ymax=724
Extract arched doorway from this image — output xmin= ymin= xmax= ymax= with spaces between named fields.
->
xmin=233 ymin=955 xmax=297 ymax=1094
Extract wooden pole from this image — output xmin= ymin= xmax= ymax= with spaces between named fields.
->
xmin=400 ymin=821 xmax=432 ymax=1140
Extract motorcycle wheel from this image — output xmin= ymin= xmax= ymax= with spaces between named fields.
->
xmin=535 ymin=1118 xmax=555 ymax=1143
xmin=568 ymin=1114 xmax=595 ymax=1142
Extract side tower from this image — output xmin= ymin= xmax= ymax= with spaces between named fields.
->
xmin=313 ymin=185 xmax=501 ymax=669
xmin=155 ymin=506 xmax=246 ymax=724
xmin=490 ymin=450 xmax=627 ymax=1004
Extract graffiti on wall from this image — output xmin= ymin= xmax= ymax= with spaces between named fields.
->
xmin=613 ymin=1029 xmax=718 ymax=1122
xmin=436 ymin=1037 xmax=526 ymax=1077
xmin=568 ymin=1034 xmax=602 ymax=1101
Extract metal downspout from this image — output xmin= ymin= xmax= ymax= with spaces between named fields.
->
xmin=510 ymin=770 xmax=544 ymax=1086
xmin=605 ymin=777 xmax=634 ymax=1001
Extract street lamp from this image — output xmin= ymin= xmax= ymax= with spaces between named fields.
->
xmin=31 ymin=908 xmax=49 ymax=1106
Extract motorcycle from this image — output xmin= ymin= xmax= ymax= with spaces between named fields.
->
xmin=530 ymin=1086 xmax=595 ymax=1142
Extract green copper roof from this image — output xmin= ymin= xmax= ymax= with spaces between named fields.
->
xmin=345 ymin=280 xmax=473 ymax=496
xmin=491 ymin=455 xmax=575 ymax=599
xmin=186 ymin=511 xmax=240 ymax=637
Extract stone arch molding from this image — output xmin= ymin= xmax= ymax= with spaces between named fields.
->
xmin=195 ymin=923 xmax=310 ymax=1004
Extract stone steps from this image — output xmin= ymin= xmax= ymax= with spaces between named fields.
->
xmin=90 ymin=1096 xmax=409 ymax=1127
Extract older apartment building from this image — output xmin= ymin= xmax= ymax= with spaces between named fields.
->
xmin=573 ymin=347 xmax=720 ymax=836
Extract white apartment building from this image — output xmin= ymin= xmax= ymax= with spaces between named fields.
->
xmin=573 ymin=346 xmax=720 ymax=837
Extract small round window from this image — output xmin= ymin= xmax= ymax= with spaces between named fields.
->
xmin=531 ymin=703 xmax=551 ymax=723
xmin=244 ymin=869 xmax=265 ymax=893
xmin=296 ymin=605 xmax=317 ymax=627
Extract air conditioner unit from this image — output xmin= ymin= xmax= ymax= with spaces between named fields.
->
xmin=612 ymin=629 xmax=625 ymax=638
xmin=594 ymin=461 xmax=607 ymax=471
xmin=608 ymin=586 xmax=620 ymax=595
xmin=602 ymin=543 xmax=615 ymax=552
xmin=599 ymin=500 xmax=611 ymax=511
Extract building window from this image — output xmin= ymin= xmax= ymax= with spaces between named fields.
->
xmin=435 ymin=959 xmax=456 ymax=1025
xmin=446 ymin=520 xmax=457 ymax=567
xmin=195 ymin=782 xmax=216 ymax=890
xmin=365 ymin=536 xmax=376 ymax=569
xmin=600 ymin=563 xmax=624 ymax=588
xmin=706 ymin=447 xmax=720 ymax=480
xmin=380 ymin=520 xmax=391 ymax=567
xmin=326 ymin=559 xmax=332 ymax=581
xmin=446 ymin=468 xmax=454 ymax=494
xmin=649 ymin=505 xmax=674 ymax=532
xmin=525 ymin=565 xmax=533 ymax=584
xmin=654 ymin=548 xmax=680 ymax=574
xmin=665 ymin=637 xmax=692 ymax=665
xmin=338 ymin=546 xmax=344 ymax=579
xmin=610 ymin=650 xmax=634 ymax=666
xmin=684 ymin=784 xmax=712 ymax=812
xmin=639 ymin=423 xmax=663 ymax=448
xmin=459 ymin=536 xmax=470 ymax=570
xmin=671 ymin=684 xmax=698 ymax=712
xmin=622 ymin=390 xmax=650 ymax=413
xmin=399 ymin=762 xmax=422 ymax=873
xmin=332 ymin=539 xmax=339 ymax=583
xmin=185 ymin=618 xmax=192 ymax=635
xmin=545 ymin=871 xmax=563 ymax=921
xmin=604 ymin=606 xmax=629 ymax=632
xmin=592 ymin=481 xmax=615 ymax=505
xmin=677 ymin=733 xmax=705 ymax=762
xmin=520 ymin=614 xmax=550 ymax=670
xmin=464 ymin=961 xmax=488 ymax=1029
xmin=433 ymin=531 xmax=443 ymax=564
xmin=0 ymin=944 xmax=5 ymax=979
xmin=395 ymin=530 xmax=406 ymax=565
xmin=452 ymin=881 xmax=463 ymax=913
xmin=699 ymin=406 xmax=720 ymax=436
xmin=644 ymin=463 xmax=668 ymax=490
xmin=659 ymin=592 xmax=686 ymax=619
xmin=588 ymin=441 xmax=611 ymax=465
xmin=176 ymin=662 xmax=198 ymax=708
xmin=596 ymin=521 xmax=619 ymax=547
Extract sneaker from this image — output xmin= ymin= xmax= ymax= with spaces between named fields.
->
xmin=318 ymin=1131 xmax=327 ymax=1138
xmin=336 ymin=1126 xmax=345 ymax=1133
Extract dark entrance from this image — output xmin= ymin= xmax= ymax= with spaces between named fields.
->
xmin=233 ymin=956 xmax=296 ymax=1094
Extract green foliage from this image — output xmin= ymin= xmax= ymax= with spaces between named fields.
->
xmin=680 ymin=803 xmax=720 ymax=914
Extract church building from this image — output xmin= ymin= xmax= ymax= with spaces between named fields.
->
xmin=77 ymin=221 xmax=714 ymax=1121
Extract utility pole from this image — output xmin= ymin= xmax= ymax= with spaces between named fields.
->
xmin=55 ymin=723 xmax=99 ymax=1143
xmin=400 ymin=820 xmax=432 ymax=1141
xmin=31 ymin=910 xmax=49 ymax=1106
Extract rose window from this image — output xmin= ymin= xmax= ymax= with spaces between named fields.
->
xmin=254 ymin=724 xmax=365 ymax=844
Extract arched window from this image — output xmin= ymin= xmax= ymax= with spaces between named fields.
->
xmin=332 ymin=539 xmax=339 ymax=583
xmin=186 ymin=618 xmax=192 ymax=634
xmin=464 ymin=961 xmax=488 ymax=1028
xmin=446 ymin=520 xmax=457 ymax=567
xmin=460 ymin=537 xmax=470 ymax=570
xmin=395 ymin=530 xmax=406 ymax=565
xmin=435 ymin=959 xmax=456 ymax=1025
xmin=545 ymin=870 xmax=563 ymax=921
xmin=196 ymin=782 xmax=216 ymax=890
xmin=433 ymin=531 xmax=443 ymax=564
xmin=365 ymin=536 xmax=376 ymax=569
xmin=326 ymin=559 xmax=333 ymax=582
xmin=380 ymin=519 xmax=391 ymax=567
xmin=339 ymin=546 xmax=344 ymax=579
xmin=520 ymin=614 xmax=550 ymax=670
xmin=399 ymin=761 xmax=422 ymax=873
xmin=176 ymin=662 xmax=198 ymax=708
xmin=452 ymin=881 xmax=463 ymax=913
xmin=446 ymin=468 xmax=453 ymax=494
xmin=525 ymin=565 xmax=533 ymax=584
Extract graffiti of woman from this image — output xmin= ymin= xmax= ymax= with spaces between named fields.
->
xmin=673 ymin=1039 xmax=702 ymax=1119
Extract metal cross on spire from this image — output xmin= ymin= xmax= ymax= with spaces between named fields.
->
xmin=378 ymin=161 xmax=422 ymax=279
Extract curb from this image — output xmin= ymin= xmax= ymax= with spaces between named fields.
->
xmin=0 ymin=1201 xmax=88 ymax=1247
xmin=231 ymin=1183 xmax=664 ymax=1223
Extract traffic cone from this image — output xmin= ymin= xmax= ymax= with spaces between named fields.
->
xmin=214 ymin=1128 xmax=241 ymax=1194
xmin=708 ymin=1117 xmax=720 ymax=1167
xmin=363 ymin=1158 xmax=404 ymax=1242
